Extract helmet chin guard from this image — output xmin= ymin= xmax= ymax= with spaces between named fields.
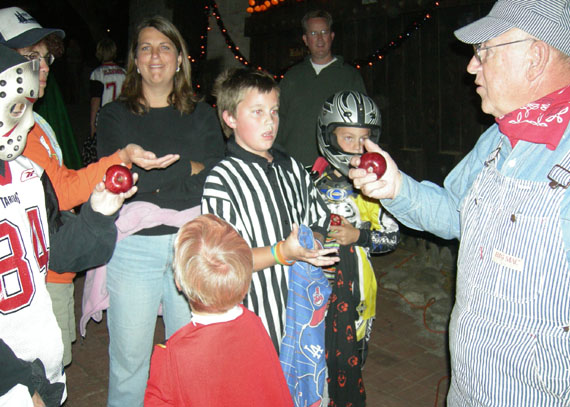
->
xmin=317 ymin=90 xmax=381 ymax=177
xmin=0 ymin=55 xmax=39 ymax=161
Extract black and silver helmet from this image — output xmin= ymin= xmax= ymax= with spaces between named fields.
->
xmin=317 ymin=90 xmax=381 ymax=176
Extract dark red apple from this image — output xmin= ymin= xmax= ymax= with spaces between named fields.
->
xmin=358 ymin=152 xmax=387 ymax=178
xmin=105 ymin=165 xmax=133 ymax=194
xmin=330 ymin=213 xmax=341 ymax=226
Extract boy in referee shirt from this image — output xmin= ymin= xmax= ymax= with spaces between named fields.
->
xmin=202 ymin=68 xmax=339 ymax=353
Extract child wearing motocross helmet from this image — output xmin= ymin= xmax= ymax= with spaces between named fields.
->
xmin=314 ymin=90 xmax=400 ymax=407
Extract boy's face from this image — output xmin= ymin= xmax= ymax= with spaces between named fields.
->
xmin=225 ymin=87 xmax=279 ymax=160
xmin=334 ymin=126 xmax=371 ymax=154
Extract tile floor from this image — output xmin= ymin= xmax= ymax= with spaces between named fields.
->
xmin=64 ymin=247 xmax=451 ymax=406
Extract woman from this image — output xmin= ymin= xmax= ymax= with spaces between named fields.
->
xmin=96 ymin=16 xmax=225 ymax=407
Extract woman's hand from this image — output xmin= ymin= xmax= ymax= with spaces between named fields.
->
xmin=281 ymin=224 xmax=339 ymax=267
xmin=119 ymin=143 xmax=180 ymax=170
xmin=190 ymin=161 xmax=205 ymax=175
xmin=329 ymin=215 xmax=359 ymax=246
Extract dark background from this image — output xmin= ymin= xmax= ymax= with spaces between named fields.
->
xmin=4 ymin=0 xmax=495 ymax=186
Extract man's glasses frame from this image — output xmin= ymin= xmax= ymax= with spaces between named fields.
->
xmin=22 ymin=52 xmax=55 ymax=66
xmin=307 ymin=29 xmax=330 ymax=37
xmin=473 ymin=38 xmax=533 ymax=64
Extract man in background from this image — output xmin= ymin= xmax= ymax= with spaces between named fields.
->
xmin=277 ymin=10 xmax=366 ymax=167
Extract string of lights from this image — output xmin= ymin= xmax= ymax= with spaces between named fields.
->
xmin=193 ymin=0 xmax=440 ymax=79
xmin=246 ymin=0 xmax=288 ymax=14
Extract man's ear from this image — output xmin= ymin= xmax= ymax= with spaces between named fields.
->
xmin=302 ymin=34 xmax=308 ymax=47
xmin=222 ymin=110 xmax=237 ymax=129
xmin=527 ymin=40 xmax=549 ymax=82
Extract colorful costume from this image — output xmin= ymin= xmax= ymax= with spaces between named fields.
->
xmin=316 ymin=165 xmax=399 ymax=406
xmin=280 ymin=225 xmax=331 ymax=407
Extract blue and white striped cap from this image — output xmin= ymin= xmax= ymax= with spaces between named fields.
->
xmin=454 ymin=0 xmax=570 ymax=56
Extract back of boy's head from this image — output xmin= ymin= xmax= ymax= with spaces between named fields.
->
xmin=213 ymin=68 xmax=279 ymax=137
xmin=173 ymin=214 xmax=253 ymax=313
xmin=96 ymin=38 xmax=117 ymax=62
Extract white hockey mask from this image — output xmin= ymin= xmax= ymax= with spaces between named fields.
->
xmin=0 ymin=57 xmax=39 ymax=161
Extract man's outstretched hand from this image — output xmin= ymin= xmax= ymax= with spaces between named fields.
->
xmin=349 ymin=139 xmax=402 ymax=200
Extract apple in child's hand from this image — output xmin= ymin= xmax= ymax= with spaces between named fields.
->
xmin=358 ymin=152 xmax=387 ymax=179
xmin=105 ymin=165 xmax=133 ymax=194
xmin=330 ymin=213 xmax=341 ymax=226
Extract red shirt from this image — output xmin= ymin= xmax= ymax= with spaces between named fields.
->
xmin=145 ymin=305 xmax=293 ymax=406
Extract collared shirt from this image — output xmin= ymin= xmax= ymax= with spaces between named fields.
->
xmin=191 ymin=305 xmax=243 ymax=326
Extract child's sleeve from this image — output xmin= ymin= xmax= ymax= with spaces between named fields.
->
xmin=355 ymin=195 xmax=400 ymax=254
xmin=201 ymin=169 xmax=249 ymax=243
xmin=304 ymin=167 xmax=330 ymax=238
xmin=144 ymin=344 xmax=175 ymax=406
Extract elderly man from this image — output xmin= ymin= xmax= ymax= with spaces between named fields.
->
xmin=350 ymin=0 xmax=570 ymax=405
xmin=277 ymin=10 xmax=366 ymax=167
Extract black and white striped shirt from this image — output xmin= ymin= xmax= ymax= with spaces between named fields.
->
xmin=202 ymin=138 xmax=330 ymax=351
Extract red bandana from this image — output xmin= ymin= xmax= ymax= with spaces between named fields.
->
xmin=496 ymin=85 xmax=570 ymax=150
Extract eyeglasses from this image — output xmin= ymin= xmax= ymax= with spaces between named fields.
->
xmin=307 ymin=29 xmax=330 ymax=37
xmin=22 ymin=52 xmax=55 ymax=66
xmin=473 ymin=38 xmax=533 ymax=64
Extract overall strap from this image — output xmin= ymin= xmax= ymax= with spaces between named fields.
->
xmin=547 ymin=148 xmax=570 ymax=189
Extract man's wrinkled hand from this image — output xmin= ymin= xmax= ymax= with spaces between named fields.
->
xmin=349 ymin=139 xmax=402 ymax=200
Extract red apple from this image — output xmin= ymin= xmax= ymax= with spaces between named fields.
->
xmin=105 ymin=165 xmax=133 ymax=194
xmin=330 ymin=213 xmax=341 ymax=226
xmin=358 ymin=152 xmax=387 ymax=178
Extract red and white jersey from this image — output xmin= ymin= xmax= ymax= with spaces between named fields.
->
xmin=90 ymin=62 xmax=126 ymax=106
xmin=0 ymin=156 xmax=65 ymax=394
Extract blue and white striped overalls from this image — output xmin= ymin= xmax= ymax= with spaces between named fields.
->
xmin=448 ymin=142 xmax=570 ymax=406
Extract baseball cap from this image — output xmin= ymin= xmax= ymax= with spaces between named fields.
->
xmin=0 ymin=7 xmax=64 ymax=49
xmin=454 ymin=0 xmax=570 ymax=56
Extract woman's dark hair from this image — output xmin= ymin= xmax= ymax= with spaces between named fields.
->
xmin=119 ymin=15 xmax=197 ymax=115
xmin=43 ymin=33 xmax=64 ymax=58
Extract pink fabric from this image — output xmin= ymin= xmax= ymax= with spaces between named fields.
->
xmin=80 ymin=202 xmax=201 ymax=337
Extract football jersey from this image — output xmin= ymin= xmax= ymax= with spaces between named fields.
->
xmin=0 ymin=156 xmax=65 ymax=398
xmin=89 ymin=63 xmax=126 ymax=107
